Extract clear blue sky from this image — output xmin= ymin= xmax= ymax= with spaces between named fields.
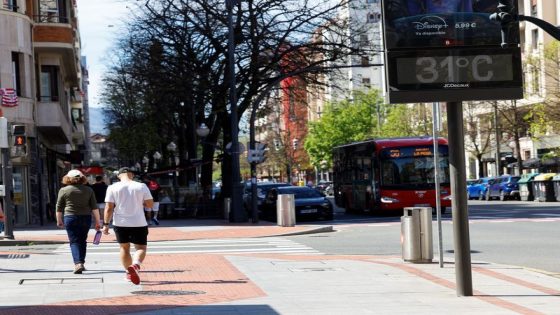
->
xmin=77 ymin=0 xmax=131 ymax=109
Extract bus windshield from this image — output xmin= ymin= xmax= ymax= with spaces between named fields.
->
xmin=380 ymin=146 xmax=450 ymax=188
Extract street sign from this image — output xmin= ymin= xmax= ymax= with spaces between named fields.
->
xmin=382 ymin=0 xmax=523 ymax=103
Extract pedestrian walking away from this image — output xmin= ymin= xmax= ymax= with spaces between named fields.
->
xmin=142 ymin=175 xmax=161 ymax=225
xmin=56 ymin=169 xmax=101 ymax=274
xmin=91 ymin=175 xmax=108 ymax=224
xmin=103 ymin=167 xmax=153 ymax=285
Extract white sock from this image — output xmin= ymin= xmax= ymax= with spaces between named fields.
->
xmin=133 ymin=260 xmax=142 ymax=267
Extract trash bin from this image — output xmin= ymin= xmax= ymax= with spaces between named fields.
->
xmin=518 ymin=173 xmax=539 ymax=201
xmin=553 ymin=174 xmax=560 ymax=202
xmin=401 ymin=207 xmax=433 ymax=263
xmin=223 ymin=197 xmax=231 ymax=221
xmin=532 ymin=173 xmax=556 ymax=202
xmin=277 ymin=194 xmax=295 ymax=227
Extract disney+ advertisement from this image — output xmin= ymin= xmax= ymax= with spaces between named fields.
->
xmin=383 ymin=0 xmax=519 ymax=49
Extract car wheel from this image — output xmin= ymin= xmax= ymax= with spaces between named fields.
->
xmin=499 ymin=191 xmax=506 ymax=201
xmin=324 ymin=212 xmax=334 ymax=221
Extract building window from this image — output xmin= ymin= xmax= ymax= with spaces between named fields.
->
xmin=40 ymin=65 xmax=59 ymax=102
xmin=38 ymin=0 xmax=68 ymax=23
xmin=531 ymin=29 xmax=538 ymax=50
xmin=11 ymin=52 xmax=21 ymax=97
xmin=71 ymin=108 xmax=83 ymax=124
xmin=288 ymin=88 xmax=296 ymax=121
xmin=359 ymin=34 xmax=368 ymax=47
xmin=3 ymin=0 xmax=18 ymax=12
xmin=367 ymin=12 xmax=380 ymax=23
xmin=523 ymin=150 xmax=531 ymax=160
xmin=361 ymin=56 xmax=369 ymax=66
xmin=362 ymin=77 xmax=371 ymax=87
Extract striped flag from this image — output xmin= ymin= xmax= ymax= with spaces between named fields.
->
xmin=0 ymin=88 xmax=18 ymax=107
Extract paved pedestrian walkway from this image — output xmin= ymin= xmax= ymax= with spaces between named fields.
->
xmin=1 ymin=219 xmax=559 ymax=314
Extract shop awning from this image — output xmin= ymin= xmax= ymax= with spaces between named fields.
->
xmin=77 ymin=166 xmax=104 ymax=175
xmin=521 ymin=158 xmax=541 ymax=169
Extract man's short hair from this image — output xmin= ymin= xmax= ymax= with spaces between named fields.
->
xmin=95 ymin=175 xmax=103 ymax=182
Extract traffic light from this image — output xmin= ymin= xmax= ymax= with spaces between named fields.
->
xmin=11 ymin=124 xmax=27 ymax=156
xmin=490 ymin=0 xmax=517 ymax=48
xmin=12 ymin=124 xmax=25 ymax=146
xmin=14 ymin=135 xmax=26 ymax=146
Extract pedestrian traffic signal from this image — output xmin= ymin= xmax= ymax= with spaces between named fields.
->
xmin=14 ymin=135 xmax=26 ymax=146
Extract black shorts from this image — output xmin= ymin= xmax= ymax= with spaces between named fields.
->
xmin=113 ymin=226 xmax=149 ymax=245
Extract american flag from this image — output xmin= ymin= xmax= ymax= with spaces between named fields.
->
xmin=0 ymin=88 xmax=18 ymax=107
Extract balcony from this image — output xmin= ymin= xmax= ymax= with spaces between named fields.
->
xmin=37 ymin=102 xmax=72 ymax=145
xmin=33 ymin=16 xmax=79 ymax=83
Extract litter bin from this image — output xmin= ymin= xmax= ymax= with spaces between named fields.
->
xmin=277 ymin=194 xmax=295 ymax=227
xmin=553 ymin=174 xmax=560 ymax=201
xmin=223 ymin=197 xmax=231 ymax=221
xmin=518 ymin=173 xmax=539 ymax=201
xmin=401 ymin=207 xmax=433 ymax=263
xmin=532 ymin=173 xmax=556 ymax=202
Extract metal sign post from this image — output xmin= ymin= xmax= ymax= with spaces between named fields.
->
xmin=432 ymin=102 xmax=444 ymax=268
xmin=447 ymin=102 xmax=473 ymax=296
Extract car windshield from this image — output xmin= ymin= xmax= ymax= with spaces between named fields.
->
xmin=279 ymin=188 xmax=323 ymax=198
xmin=510 ymin=176 xmax=520 ymax=183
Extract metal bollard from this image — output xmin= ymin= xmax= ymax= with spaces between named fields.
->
xmin=224 ymin=197 xmax=231 ymax=222
xmin=276 ymin=194 xmax=295 ymax=227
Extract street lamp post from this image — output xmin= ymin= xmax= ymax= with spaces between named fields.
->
xmin=226 ymin=0 xmax=245 ymax=222
xmin=195 ymin=123 xmax=210 ymax=189
xmin=167 ymin=142 xmax=179 ymax=208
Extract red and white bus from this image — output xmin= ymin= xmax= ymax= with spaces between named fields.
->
xmin=332 ymin=137 xmax=452 ymax=214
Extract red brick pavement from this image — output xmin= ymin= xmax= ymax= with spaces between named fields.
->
xmin=0 ymin=253 xmax=266 ymax=315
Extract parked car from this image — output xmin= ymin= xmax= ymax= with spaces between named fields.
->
xmin=243 ymin=182 xmax=292 ymax=215
xmin=315 ymin=181 xmax=332 ymax=193
xmin=261 ymin=186 xmax=334 ymax=221
xmin=487 ymin=174 xmax=521 ymax=200
xmin=467 ymin=177 xmax=495 ymax=200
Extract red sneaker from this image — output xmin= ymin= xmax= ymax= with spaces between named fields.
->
xmin=127 ymin=264 xmax=141 ymax=285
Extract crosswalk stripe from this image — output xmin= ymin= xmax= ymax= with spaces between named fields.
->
xmin=53 ymin=238 xmax=322 ymax=255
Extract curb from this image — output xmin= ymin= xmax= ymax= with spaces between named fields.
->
xmin=269 ymin=225 xmax=334 ymax=237
xmin=0 ymin=226 xmax=334 ymax=246
xmin=0 ymin=239 xmax=66 ymax=246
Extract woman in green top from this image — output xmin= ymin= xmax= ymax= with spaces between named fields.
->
xmin=56 ymin=170 xmax=101 ymax=274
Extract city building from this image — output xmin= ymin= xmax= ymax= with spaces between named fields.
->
xmin=465 ymin=0 xmax=560 ymax=178
xmin=0 ymin=0 xmax=87 ymax=225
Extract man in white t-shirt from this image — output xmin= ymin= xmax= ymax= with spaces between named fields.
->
xmin=102 ymin=167 xmax=153 ymax=285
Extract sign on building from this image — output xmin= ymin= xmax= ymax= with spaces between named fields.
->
xmin=382 ymin=0 xmax=523 ymax=103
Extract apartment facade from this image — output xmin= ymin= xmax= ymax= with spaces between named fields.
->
xmin=464 ymin=0 xmax=560 ymax=179
xmin=0 ymin=0 xmax=87 ymax=225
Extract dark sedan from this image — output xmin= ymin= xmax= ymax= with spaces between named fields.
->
xmin=243 ymin=182 xmax=292 ymax=215
xmin=261 ymin=186 xmax=334 ymax=221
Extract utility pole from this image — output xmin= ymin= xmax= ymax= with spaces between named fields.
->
xmin=226 ymin=0 xmax=245 ymax=222
xmin=0 ymin=117 xmax=14 ymax=239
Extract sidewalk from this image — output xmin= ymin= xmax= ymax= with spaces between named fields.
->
xmin=1 ymin=219 xmax=559 ymax=314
